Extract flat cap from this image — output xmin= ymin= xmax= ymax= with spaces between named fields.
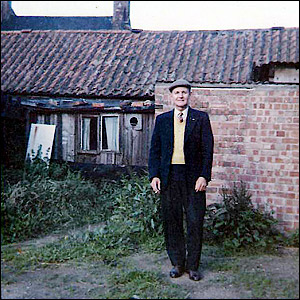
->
xmin=169 ymin=79 xmax=192 ymax=92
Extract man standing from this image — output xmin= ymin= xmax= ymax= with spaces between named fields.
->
xmin=148 ymin=79 xmax=214 ymax=281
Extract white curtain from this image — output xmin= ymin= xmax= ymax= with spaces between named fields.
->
xmin=104 ymin=116 xmax=118 ymax=151
xmin=82 ymin=118 xmax=90 ymax=150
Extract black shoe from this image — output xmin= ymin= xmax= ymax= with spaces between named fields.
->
xmin=186 ymin=270 xmax=202 ymax=281
xmin=169 ymin=266 xmax=184 ymax=278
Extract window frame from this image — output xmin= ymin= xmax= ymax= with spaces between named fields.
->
xmin=78 ymin=113 xmax=120 ymax=154
xmin=100 ymin=114 xmax=120 ymax=152
xmin=79 ymin=114 xmax=100 ymax=154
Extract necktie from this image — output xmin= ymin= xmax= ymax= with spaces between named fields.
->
xmin=178 ymin=112 xmax=183 ymax=123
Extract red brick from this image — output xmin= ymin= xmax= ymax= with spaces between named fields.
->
xmin=286 ymin=207 xmax=295 ymax=214
xmin=275 ymin=158 xmax=284 ymax=163
xmin=282 ymin=138 xmax=298 ymax=144
xmin=287 ymin=200 xmax=298 ymax=206
xmin=276 ymin=131 xmax=285 ymax=137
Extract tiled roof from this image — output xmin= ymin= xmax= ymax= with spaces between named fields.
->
xmin=1 ymin=27 xmax=299 ymax=99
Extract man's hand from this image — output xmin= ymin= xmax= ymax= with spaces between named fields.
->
xmin=195 ymin=177 xmax=207 ymax=192
xmin=151 ymin=177 xmax=161 ymax=194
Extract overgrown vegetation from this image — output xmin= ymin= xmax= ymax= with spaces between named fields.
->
xmin=284 ymin=228 xmax=299 ymax=247
xmin=2 ymin=160 xmax=108 ymax=244
xmin=1 ymin=159 xmax=163 ymax=250
xmin=2 ymin=160 xmax=298 ymax=251
xmin=204 ymin=181 xmax=289 ymax=253
xmin=1 ymin=161 xmax=299 ymax=299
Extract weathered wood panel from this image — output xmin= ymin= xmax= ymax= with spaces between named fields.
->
xmin=122 ymin=113 xmax=155 ymax=166
xmin=62 ymin=114 xmax=75 ymax=162
xmin=32 ymin=111 xmax=155 ymax=167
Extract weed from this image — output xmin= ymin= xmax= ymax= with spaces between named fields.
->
xmin=2 ymin=162 xmax=115 ymax=243
xmin=204 ymin=181 xmax=284 ymax=253
xmin=284 ymin=228 xmax=299 ymax=247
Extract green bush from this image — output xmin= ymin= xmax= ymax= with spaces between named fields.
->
xmin=71 ymin=173 xmax=164 ymax=257
xmin=1 ymin=161 xmax=110 ymax=244
xmin=204 ymin=181 xmax=282 ymax=251
xmin=284 ymin=228 xmax=299 ymax=248
xmin=1 ymin=161 xmax=164 ymax=251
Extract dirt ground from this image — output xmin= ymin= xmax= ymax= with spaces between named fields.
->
xmin=1 ymin=229 xmax=299 ymax=299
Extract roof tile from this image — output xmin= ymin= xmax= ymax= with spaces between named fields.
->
xmin=1 ymin=28 xmax=299 ymax=99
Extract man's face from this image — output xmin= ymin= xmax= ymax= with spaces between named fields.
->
xmin=171 ymin=86 xmax=190 ymax=111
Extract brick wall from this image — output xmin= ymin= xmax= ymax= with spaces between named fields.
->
xmin=155 ymin=84 xmax=299 ymax=232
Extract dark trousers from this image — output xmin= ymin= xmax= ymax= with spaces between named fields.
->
xmin=161 ymin=165 xmax=206 ymax=271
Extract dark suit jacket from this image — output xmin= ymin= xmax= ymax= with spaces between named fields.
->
xmin=148 ymin=107 xmax=214 ymax=188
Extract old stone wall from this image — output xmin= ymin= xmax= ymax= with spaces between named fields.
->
xmin=155 ymin=84 xmax=299 ymax=232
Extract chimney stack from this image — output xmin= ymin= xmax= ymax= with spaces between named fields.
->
xmin=1 ymin=1 xmax=15 ymax=23
xmin=113 ymin=1 xmax=131 ymax=30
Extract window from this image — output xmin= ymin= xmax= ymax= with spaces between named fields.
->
xmin=101 ymin=116 xmax=119 ymax=151
xmin=81 ymin=116 xmax=98 ymax=151
xmin=80 ymin=115 xmax=119 ymax=152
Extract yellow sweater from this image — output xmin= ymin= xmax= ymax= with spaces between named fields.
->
xmin=171 ymin=114 xmax=186 ymax=164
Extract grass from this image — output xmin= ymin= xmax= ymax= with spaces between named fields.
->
xmin=204 ymin=247 xmax=299 ymax=299
xmin=211 ymin=265 xmax=299 ymax=299
xmin=104 ymin=268 xmax=188 ymax=299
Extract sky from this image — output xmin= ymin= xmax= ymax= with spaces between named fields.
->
xmin=12 ymin=1 xmax=299 ymax=31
